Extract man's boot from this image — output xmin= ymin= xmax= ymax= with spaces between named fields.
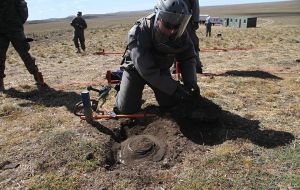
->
xmin=34 ymin=72 xmax=49 ymax=90
xmin=0 ymin=78 xmax=4 ymax=92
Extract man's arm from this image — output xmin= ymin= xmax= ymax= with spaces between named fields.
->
xmin=175 ymin=35 xmax=197 ymax=85
xmin=82 ymin=19 xmax=87 ymax=29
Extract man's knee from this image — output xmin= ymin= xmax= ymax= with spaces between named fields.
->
xmin=115 ymin=94 xmax=141 ymax=114
xmin=115 ymin=73 xmax=144 ymax=114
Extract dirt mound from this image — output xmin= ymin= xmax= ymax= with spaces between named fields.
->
xmin=92 ymin=97 xmax=223 ymax=188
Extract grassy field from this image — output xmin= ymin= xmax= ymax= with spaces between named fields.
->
xmin=0 ymin=1 xmax=299 ymax=189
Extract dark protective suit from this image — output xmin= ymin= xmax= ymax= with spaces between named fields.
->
xmin=71 ymin=16 xmax=87 ymax=51
xmin=0 ymin=0 xmax=39 ymax=79
xmin=116 ymin=14 xmax=198 ymax=114
xmin=184 ymin=0 xmax=202 ymax=71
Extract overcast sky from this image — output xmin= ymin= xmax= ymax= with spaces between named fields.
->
xmin=27 ymin=0 xmax=289 ymax=20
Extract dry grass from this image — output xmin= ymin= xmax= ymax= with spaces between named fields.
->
xmin=1 ymin=1 xmax=300 ymax=189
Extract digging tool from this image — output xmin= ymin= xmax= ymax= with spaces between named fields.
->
xmin=74 ymin=69 xmax=158 ymax=121
xmin=87 ymin=85 xmax=111 ymax=98
xmin=74 ymin=86 xmax=111 ymax=117
xmin=77 ymin=86 xmax=157 ymax=120
xmin=94 ymin=48 xmax=254 ymax=56
xmin=94 ymin=49 xmax=123 ymax=56
xmin=80 ymin=113 xmax=156 ymax=120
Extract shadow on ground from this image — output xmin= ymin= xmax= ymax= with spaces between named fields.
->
xmin=203 ymin=70 xmax=282 ymax=80
xmin=225 ymin=70 xmax=283 ymax=80
xmin=5 ymin=87 xmax=81 ymax=113
xmin=176 ymin=97 xmax=294 ymax=148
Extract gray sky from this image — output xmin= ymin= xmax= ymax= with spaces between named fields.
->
xmin=26 ymin=0 xmax=289 ymax=20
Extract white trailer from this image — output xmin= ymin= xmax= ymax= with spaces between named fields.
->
xmin=210 ymin=17 xmax=223 ymax=25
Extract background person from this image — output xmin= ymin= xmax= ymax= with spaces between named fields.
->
xmin=205 ymin=16 xmax=212 ymax=37
xmin=0 ymin=0 xmax=47 ymax=92
xmin=115 ymin=0 xmax=200 ymax=114
xmin=71 ymin=11 xmax=87 ymax=53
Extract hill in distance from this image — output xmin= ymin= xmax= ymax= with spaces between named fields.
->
xmin=28 ymin=0 xmax=299 ymax=24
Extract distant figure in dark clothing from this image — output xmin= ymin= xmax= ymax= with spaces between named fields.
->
xmin=205 ymin=16 xmax=212 ymax=37
xmin=0 ymin=0 xmax=48 ymax=92
xmin=71 ymin=11 xmax=87 ymax=53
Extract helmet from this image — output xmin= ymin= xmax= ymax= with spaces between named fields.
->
xmin=153 ymin=0 xmax=191 ymax=43
xmin=77 ymin=11 xmax=82 ymax=16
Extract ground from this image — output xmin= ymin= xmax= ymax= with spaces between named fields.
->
xmin=0 ymin=2 xmax=299 ymax=190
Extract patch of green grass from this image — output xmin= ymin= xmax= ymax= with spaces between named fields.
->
xmin=31 ymin=115 xmax=66 ymax=131
xmin=280 ymin=174 xmax=300 ymax=190
xmin=111 ymin=180 xmax=131 ymax=190
xmin=66 ymin=159 xmax=101 ymax=173
xmin=175 ymin=143 xmax=300 ymax=190
xmin=35 ymin=131 xmax=104 ymax=173
xmin=33 ymin=104 xmax=47 ymax=112
xmin=0 ymin=103 xmax=21 ymax=117
xmin=203 ymin=91 xmax=217 ymax=98
xmin=174 ymin=181 xmax=208 ymax=190
xmin=28 ymin=173 xmax=78 ymax=190
xmin=275 ymin=142 xmax=300 ymax=163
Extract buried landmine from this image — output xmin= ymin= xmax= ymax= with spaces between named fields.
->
xmin=99 ymin=96 xmax=223 ymax=169
xmin=118 ymin=135 xmax=167 ymax=164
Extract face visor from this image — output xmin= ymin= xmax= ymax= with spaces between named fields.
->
xmin=154 ymin=10 xmax=191 ymax=43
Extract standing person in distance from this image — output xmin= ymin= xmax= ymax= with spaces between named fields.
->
xmin=205 ymin=16 xmax=212 ymax=37
xmin=71 ymin=11 xmax=87 ymax=53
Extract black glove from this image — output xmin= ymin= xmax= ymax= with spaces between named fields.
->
xmin=173 ymin=84 xmax=192 ymax=102
xmin=184 ymin=82 xmax=200 ymax=97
